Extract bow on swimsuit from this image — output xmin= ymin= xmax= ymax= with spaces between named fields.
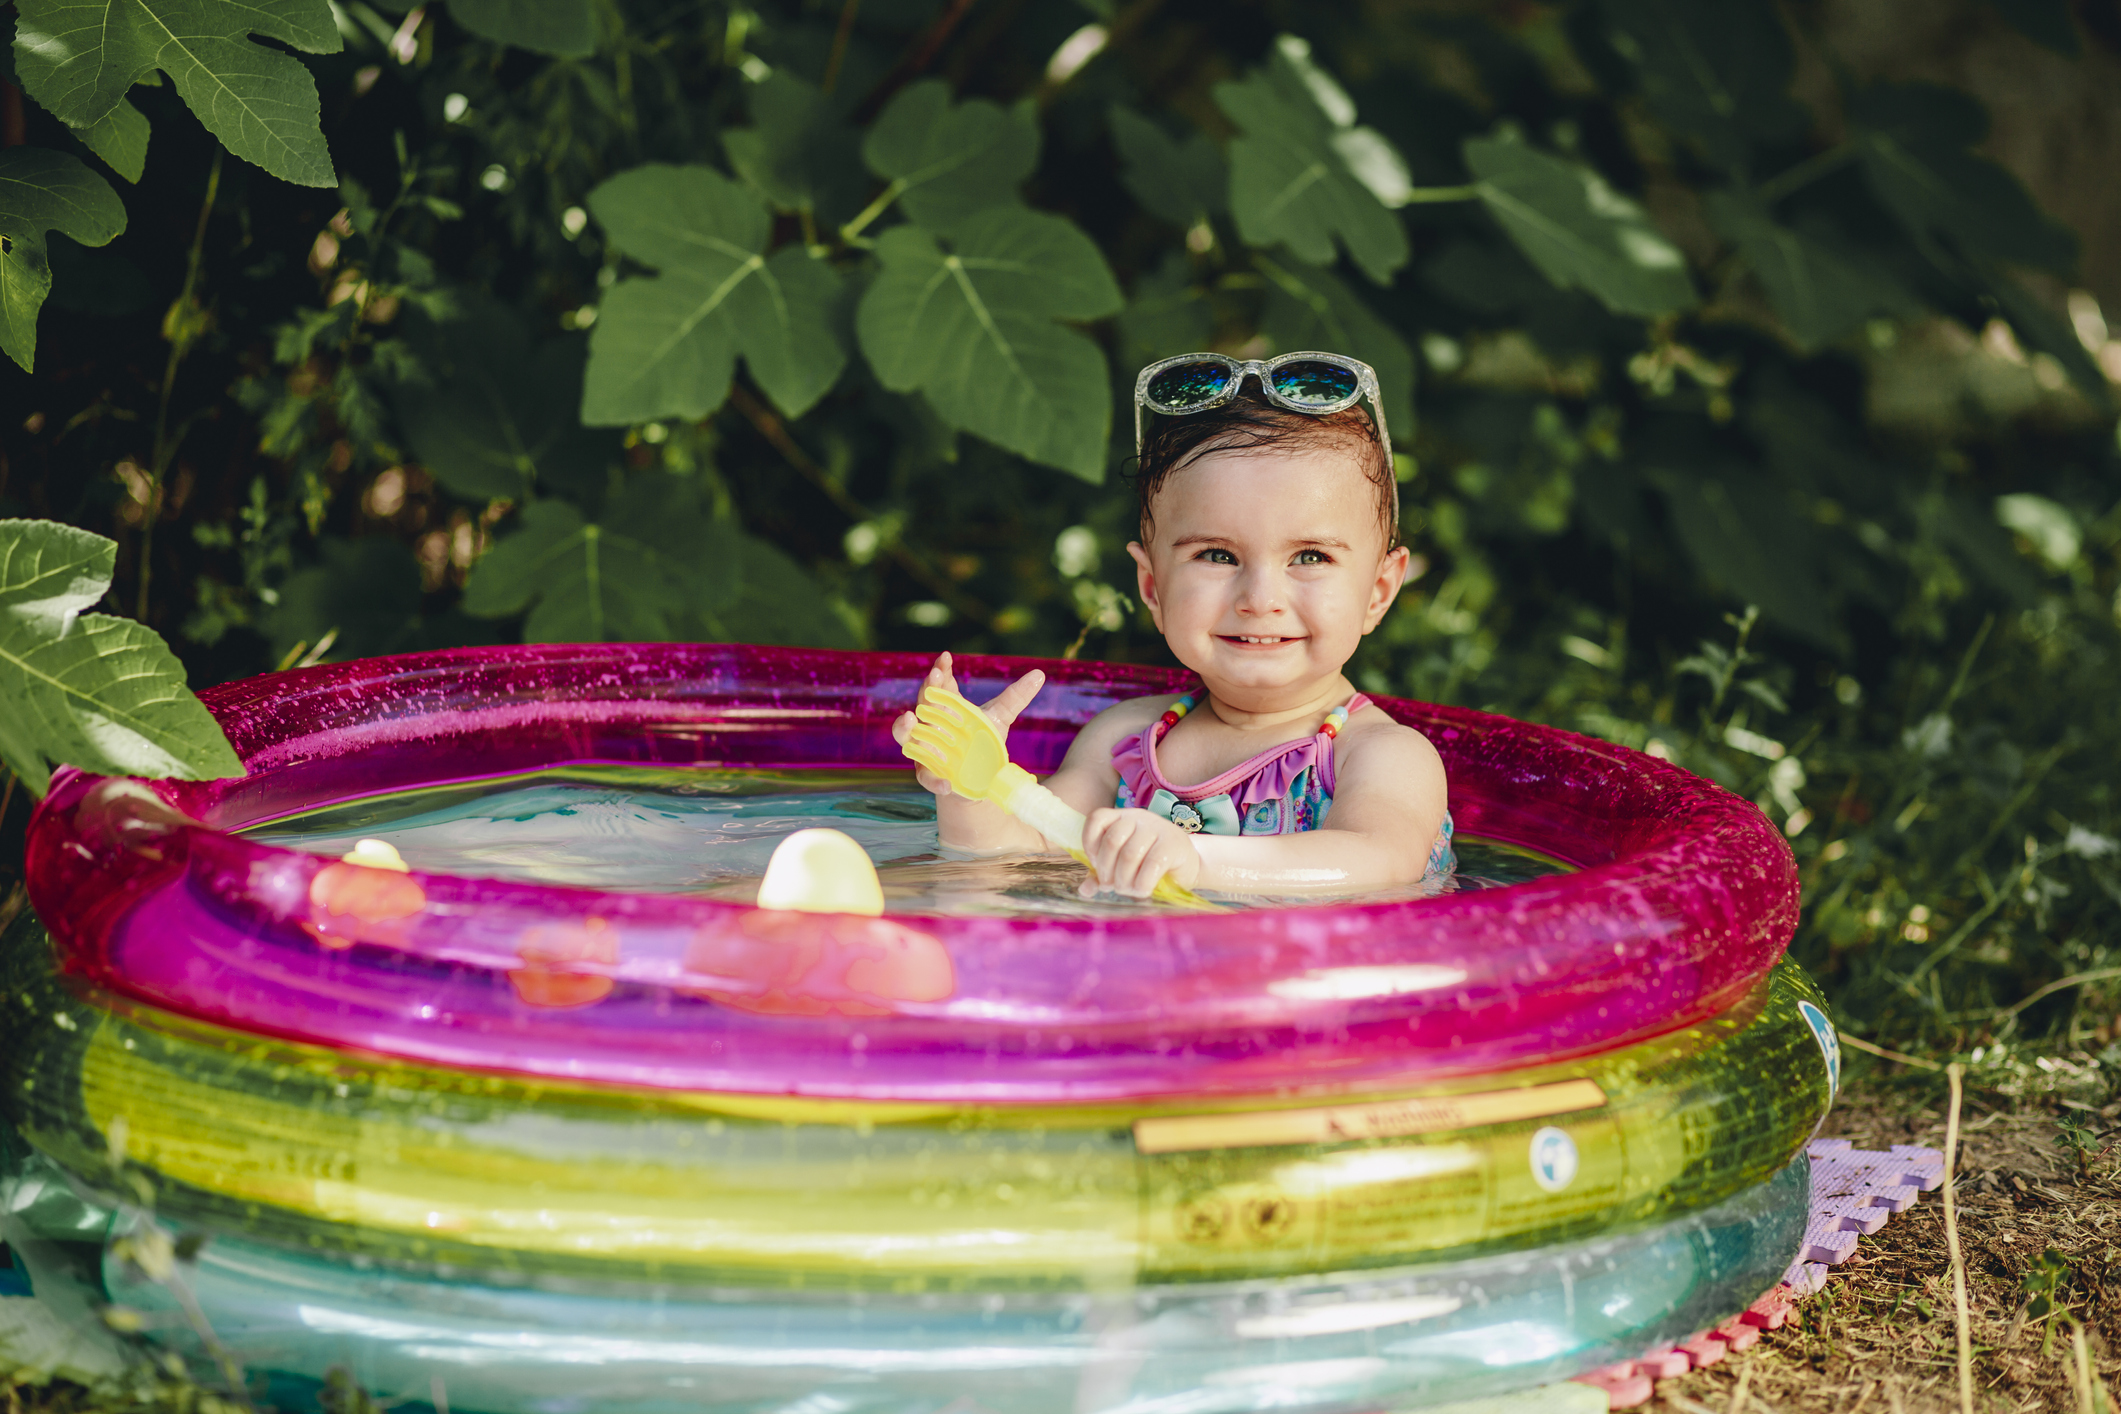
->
xmin=1111 ymin=690 xmax=1456 ymax=882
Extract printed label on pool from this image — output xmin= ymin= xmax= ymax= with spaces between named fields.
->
xmin=1132 ymin=1078 xmax=1608 ymax=1154
xmin=1528 ymin=1126 xmax=1580 ymax=1193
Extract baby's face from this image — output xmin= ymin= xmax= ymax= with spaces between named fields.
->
xmin=1128 ymin=447 xmax=1409 ymax=705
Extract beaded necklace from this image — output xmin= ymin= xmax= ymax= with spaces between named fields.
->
xmin=1154 ymin=690 xmax=1352 ymax=743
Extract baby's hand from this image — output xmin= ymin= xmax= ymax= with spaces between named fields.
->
xmin=1083 ymin=807 xmax=1201 ymax=898
xmin=890 ymin=651 xmax=1047 ymax=798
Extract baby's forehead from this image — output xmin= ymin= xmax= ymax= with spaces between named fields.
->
xmin=1148 ymin=447 xmax=1382 ymax=531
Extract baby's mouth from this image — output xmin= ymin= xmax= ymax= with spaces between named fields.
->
xmin=1221 ymin=634 xmax=1301 ymax=647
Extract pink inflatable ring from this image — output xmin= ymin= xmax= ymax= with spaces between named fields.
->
xmin=25 ymin=644 xmax=1797 ymax=1103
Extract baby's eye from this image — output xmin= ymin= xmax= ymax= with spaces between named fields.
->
xmin=1195 ymin=547 xmax=1237 ymax=565
xmin=1292 ymin=549 xmax=1332 ymax=565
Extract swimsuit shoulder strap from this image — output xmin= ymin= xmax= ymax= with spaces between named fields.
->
xmin=1314 ymin=692 xmax=1371 ymax=795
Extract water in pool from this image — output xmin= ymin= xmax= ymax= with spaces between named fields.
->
xmin=244 ymin=766 xmax=1569 ymax=915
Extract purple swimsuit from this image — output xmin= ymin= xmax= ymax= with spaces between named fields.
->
xmin=1111 ymin=690 xmax=1456 ymax=880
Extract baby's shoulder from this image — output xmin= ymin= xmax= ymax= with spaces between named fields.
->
xmin=1337 ymin=703 xmax=1445 ymax=775
xmin=1052 ymin=695 xmax=1187 ymax=775
xmin=1084 ymin=693 xmax=1183 ymax=740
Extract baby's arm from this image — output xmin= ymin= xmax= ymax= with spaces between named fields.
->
xmin=1083 ymin=720 xmax=1448 ymax=897
xmin=889 ymin=653 xmax=1157 ymax=856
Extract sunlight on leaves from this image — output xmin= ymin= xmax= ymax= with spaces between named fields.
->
xmin=0 ymin=149 xmax=128 ymax=372
xmin=71 ymin=98 xmax=151 ymax=183
xmin=14 ymin=0 xmax=342 ymax=187
xmin=1465 ymin=136 xmax=1696 ymax=318
xmin=1215 ymin=35 xmax=1410 ymax=285
xmin=0 ymin=520 xmax=243 ymax=796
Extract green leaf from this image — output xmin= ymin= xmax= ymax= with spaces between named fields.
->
xmin=72 ymin=98 xmax=150 ymax=183
xmin=722 ymin=71 xmax=868 ymax=226
xmin=856 ymin=206 xmax=1123 ymax=482
xmin=462 ymin=475 xmax=838 ymax=646
xmin=449 ymin=0 xmax=598 ymax=57
xmin=1651 ymin=473 xmax=1838 ymax=648
xmin=692 ymin=536 xmax=861 ymax=649
xmin=1599 ymin=0 xmax=1806 ymax=172
xmin=1110 ymin=105 xmax=1225 ymax=228
xmin=1984 ymin=0 xmax=2079 ymax=54
xmin=395 ymin=299 xmax=619 ymax=501
xmin=263 ymin=536 xmax=425 ymax=663
xmin=1256 ymin=256 xmax=1417 ymax=439
xmin=0 ymin=149 xmax=127 ymax=373
xmin=581 ymin=164 xmax=847 ymax=425
xmin=0 ymin=519 xmax=243 ymax=797
xmin=14 ymin=0 xmax=342 ymax=188
xmin=1118 ymin=253 xmax=1214 ymax=372
xmin=1704 ymin=191 xmax=1895 ymax=351
xmin=1464 ymin=135 xmax=1696 ymax=318
xmin=1849 ymin=84 xmax=2075 ymax=273
xmin=461 ymin=499 xmax=695 ymax=643
xmin=1215 ymin=36 xmax=1410 ymax=285
xmin=862 ymin=79 xmax=1039 ymax=234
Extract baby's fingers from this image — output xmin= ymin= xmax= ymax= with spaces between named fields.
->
xmin=893 ymin=709 xmax=953 ymax=796
xmin=1110 ymin=828 xmax=1162 ymax=898
xmin=1082 ymin=809 xmax=1124 ymax=882
xmin=982 ymin=669 xmax=1046 ymax=729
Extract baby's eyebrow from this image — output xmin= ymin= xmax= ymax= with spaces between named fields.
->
xmin=1169 ymin=534 xmax=1355 ymax=550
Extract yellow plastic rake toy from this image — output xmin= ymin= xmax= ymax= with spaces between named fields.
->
xmin=900 ymin=682 xmax=1221 ymax=911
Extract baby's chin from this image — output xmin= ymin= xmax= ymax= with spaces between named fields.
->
xmin=1184 ymin=635 xmax=1336 ymax=686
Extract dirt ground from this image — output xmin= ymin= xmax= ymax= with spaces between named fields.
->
xmin=1656 ymin=1074 xmax=2121 ymax=1414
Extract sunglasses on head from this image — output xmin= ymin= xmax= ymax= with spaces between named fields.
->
xmin=1133 ymin=351 xmax=1392 ymax=462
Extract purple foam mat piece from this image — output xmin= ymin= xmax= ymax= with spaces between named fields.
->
xmin=1574 ymin=1139 xmax=1946 ymax=1408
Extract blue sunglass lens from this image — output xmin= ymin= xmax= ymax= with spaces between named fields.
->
xmin=1270 ymin=361 xmax=1359 ymax=407
xmin=1147 ymin=361 xmax=1233 ymax=411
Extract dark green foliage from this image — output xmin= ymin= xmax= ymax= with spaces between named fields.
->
xmin=2 ymin=0 xmax=2116 ymax=1066
xmin=0 ymin=150 xmax=127 ymax=370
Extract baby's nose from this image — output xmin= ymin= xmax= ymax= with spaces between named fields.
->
xmin=1235 ymin=568 xmax=1286 ymax=612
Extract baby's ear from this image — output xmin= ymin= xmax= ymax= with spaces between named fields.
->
xmin=1127 ymin=542 xmax=1163 ymax=625
xmin=1363 ymin=545 xmax=1413 ymax=632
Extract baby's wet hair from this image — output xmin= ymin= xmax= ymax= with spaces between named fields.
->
xmin=1130 ymin=391 xmax=1398 ymax=551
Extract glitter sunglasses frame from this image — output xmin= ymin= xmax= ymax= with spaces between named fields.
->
xmin=1133 ymin=351 xmax=1392 ymax=462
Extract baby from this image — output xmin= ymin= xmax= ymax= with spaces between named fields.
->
xmin=892 ymin=351 xmax=1453 ymax=899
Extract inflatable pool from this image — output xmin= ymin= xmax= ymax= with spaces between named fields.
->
xmin=3 ymin=644 xmax=1826 ymax=1409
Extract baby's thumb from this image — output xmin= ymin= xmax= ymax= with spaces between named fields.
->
xmin=985 ymin=669 xmax=1047 ymax=727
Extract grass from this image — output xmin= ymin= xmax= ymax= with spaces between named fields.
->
xmin=1659 ymin=1070 xmax=2121 ymax=1414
